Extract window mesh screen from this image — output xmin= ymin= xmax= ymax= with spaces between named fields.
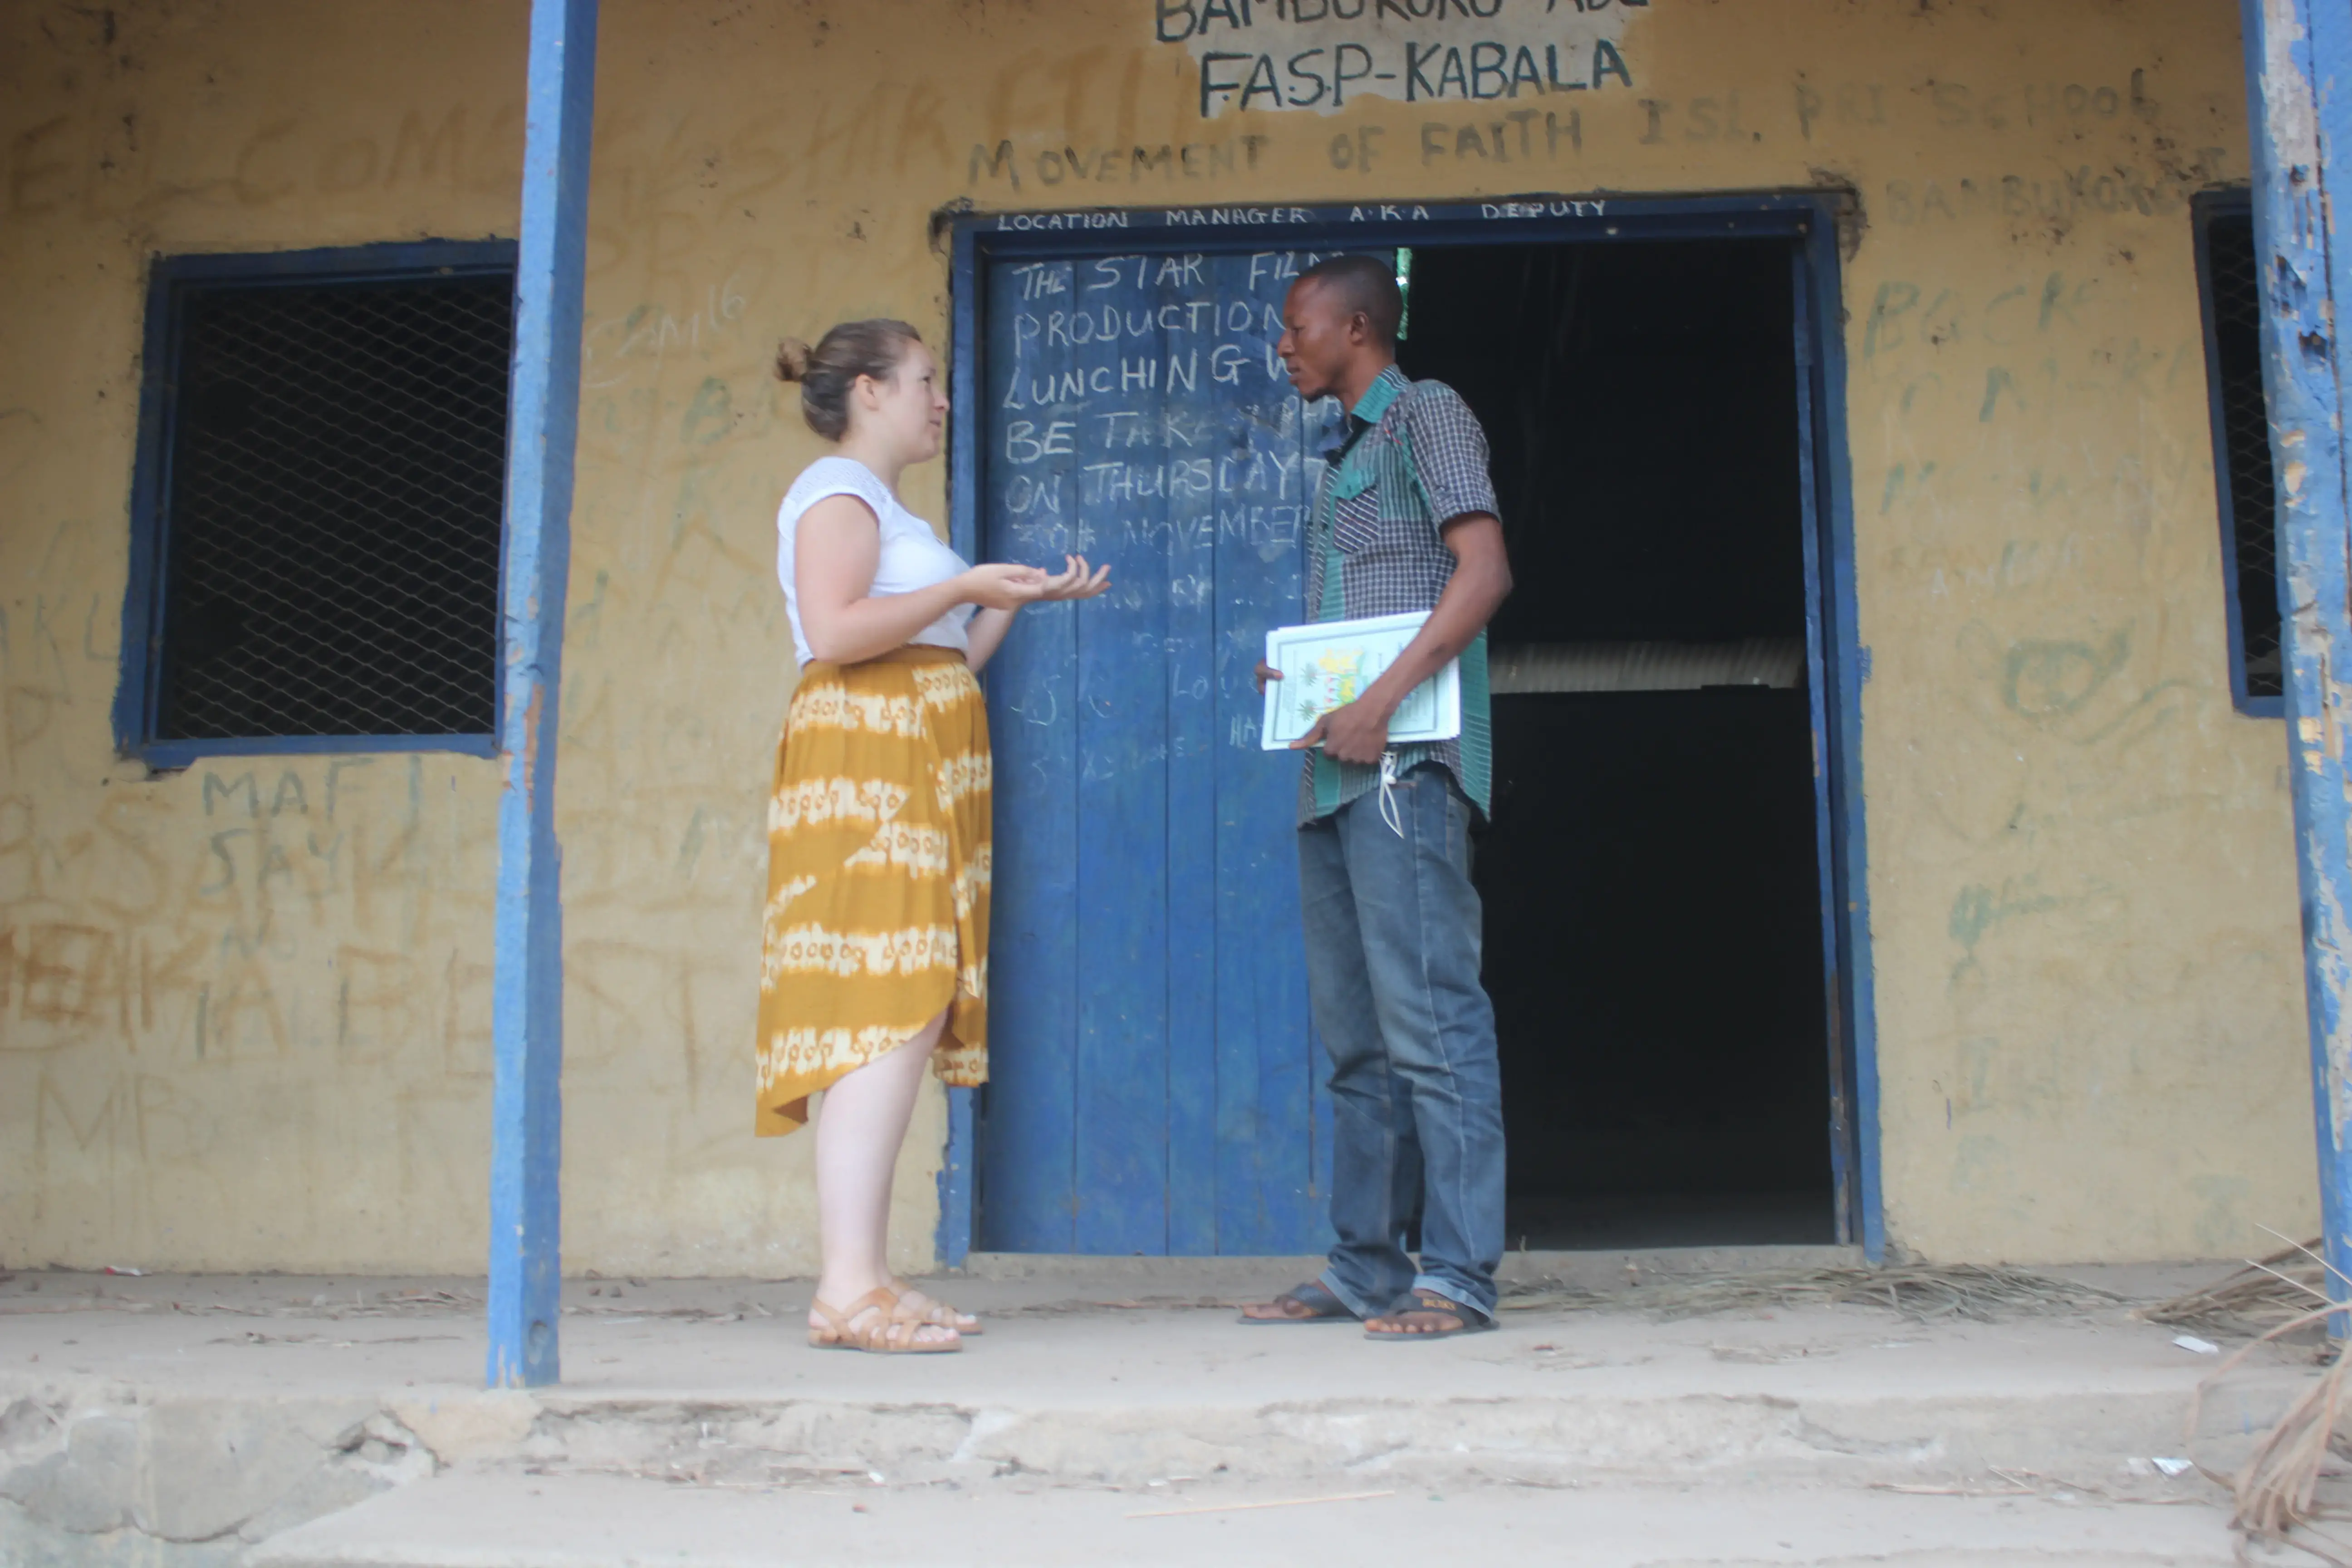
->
xmin=2205 ymin=212 xmax=2282 ymax=700
xmin=157 ymin=272 xmax=513 ymax=740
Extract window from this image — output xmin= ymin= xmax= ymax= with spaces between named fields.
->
xmin=2194 ymin=193 xmax=2283 ymax=716
xmin=118 ymin=242 xmax=518 ymax=766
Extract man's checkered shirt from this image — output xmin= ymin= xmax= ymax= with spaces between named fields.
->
xmin=1298 ymin=363 xmax=1498 ymax=826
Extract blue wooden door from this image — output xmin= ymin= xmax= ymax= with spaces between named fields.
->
xmin=977 ymin=249 xmax=1347 ymax=1254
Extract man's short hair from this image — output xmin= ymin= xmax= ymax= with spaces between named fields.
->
xmin=1296 ymin=254 xmax=1403 ymax=348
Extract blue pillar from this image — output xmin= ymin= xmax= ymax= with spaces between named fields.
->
xmin=2241 ymin=0 xmax=2352 ymax=1319
xmin=488 ymin=0 xmax=598 ymax=1389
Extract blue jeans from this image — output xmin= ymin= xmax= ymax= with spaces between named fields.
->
xmin=1298 ymin=763 xmax=1505 ymax=1319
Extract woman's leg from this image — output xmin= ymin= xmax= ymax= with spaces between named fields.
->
xmin=809 ymin=1010 xmax=951 ymax=1340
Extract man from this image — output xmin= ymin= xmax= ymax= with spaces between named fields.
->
xmin=1240 ymin=254 xmax=1514 ymax=1340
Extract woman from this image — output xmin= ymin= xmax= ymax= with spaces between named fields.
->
xmin=761 ymin=319 xmax=1106 ymax=1354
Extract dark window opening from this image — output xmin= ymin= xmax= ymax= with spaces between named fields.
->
xmin=130 ymin=249 xmax=515 ymax=755
xmin=2197 ymin=196 xmax=2283 ymax=711
xmin=1399 ymin=240 xmax=1836 ymax=1249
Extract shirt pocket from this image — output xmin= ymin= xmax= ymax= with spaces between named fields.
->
xmin=1333 ymin=481 xmax=1381 ymax=554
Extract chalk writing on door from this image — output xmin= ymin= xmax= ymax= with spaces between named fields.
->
xmin=990 ymin=250 xmax=1337 ymax=587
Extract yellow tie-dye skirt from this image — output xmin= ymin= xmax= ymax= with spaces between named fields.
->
xmin=755 ymin=646 xmax=990 ymax=1136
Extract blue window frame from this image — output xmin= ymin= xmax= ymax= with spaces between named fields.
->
xmin=2193 ymin=190 xmax=2284 ymax=718
xmin=117 ymin=240 xmax=519 ymax=768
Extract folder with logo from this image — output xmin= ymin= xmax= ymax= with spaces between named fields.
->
xmin=1261 ymin=611 xmax=1462 ymax=750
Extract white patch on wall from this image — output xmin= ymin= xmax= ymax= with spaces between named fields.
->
xmin=1153 ymin=0 xmax=1646 ymax=118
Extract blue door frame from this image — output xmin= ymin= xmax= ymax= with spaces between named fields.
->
xmin=941 ymin=191 xmax=1882 ymax=1264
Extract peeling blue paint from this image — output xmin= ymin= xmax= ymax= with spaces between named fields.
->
xmin=2241 ymin=0 xmax=2352 ymax=1324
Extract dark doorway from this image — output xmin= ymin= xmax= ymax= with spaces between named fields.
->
xmin=1398 ymin=240 xmax=1837 ymax=1249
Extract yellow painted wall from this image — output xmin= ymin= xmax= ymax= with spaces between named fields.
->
xmin=0 ymin=0 xmax=2312 ymax=1272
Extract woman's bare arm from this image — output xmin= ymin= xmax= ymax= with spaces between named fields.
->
xmin=964 ymin=608 xmax=1018 ymax=673
xmin=794 ymin=495 xmax=1046 ymax=665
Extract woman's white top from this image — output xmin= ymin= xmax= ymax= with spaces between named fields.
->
xmin=775 ymin=456 xmax=974 ymax=668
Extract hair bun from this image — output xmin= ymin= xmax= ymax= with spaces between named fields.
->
xmin=775 ymin=319 xmax=922 ymax=441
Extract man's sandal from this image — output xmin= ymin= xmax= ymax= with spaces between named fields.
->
xmin=1238 ymin=1280 xmax=1358 ymax=1324
xmin=1363 ymin=1288 xmax=1495 ymax=1341
xmin=887 ymin=1278 xmax=983 ymax=1336
xmin=807 ymin=1287 xmax=962 ymax=1353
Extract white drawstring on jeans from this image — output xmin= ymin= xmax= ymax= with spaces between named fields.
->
xmin=1377 ymin=750 xmax=1404 ymax=838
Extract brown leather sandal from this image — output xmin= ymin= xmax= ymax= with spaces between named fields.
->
xmin=888 ymin=1278 xmax=983 ymax=1336
xmin=807 ymin=1286 xmax=962 ymax=1353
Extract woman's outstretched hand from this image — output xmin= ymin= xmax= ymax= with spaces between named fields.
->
xmin=1034 ymin=554 xmax=1112 ymax=602
xmin=959 ymin=563 xmax=1054 ymax=611
xmin=958 ymin=556 xmax=1110 ymax=673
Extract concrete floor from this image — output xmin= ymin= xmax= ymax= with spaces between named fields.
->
xmin=0 ymin=1253 xmax=2243 ymax=1405
xmin=0 ymin=1257 xmax=2318 ymax=1566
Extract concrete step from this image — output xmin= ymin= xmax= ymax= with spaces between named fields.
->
xmin=0 ymin=1269 xmax=2307 ymax=1562
xmin=492 ymin=1379 xmax=2269 ymax=1493
xmin=391 ymin=1304 xmax=2301 ymax=1492
xmin=244 ymin=1467 xmax=2242 ymax=1568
